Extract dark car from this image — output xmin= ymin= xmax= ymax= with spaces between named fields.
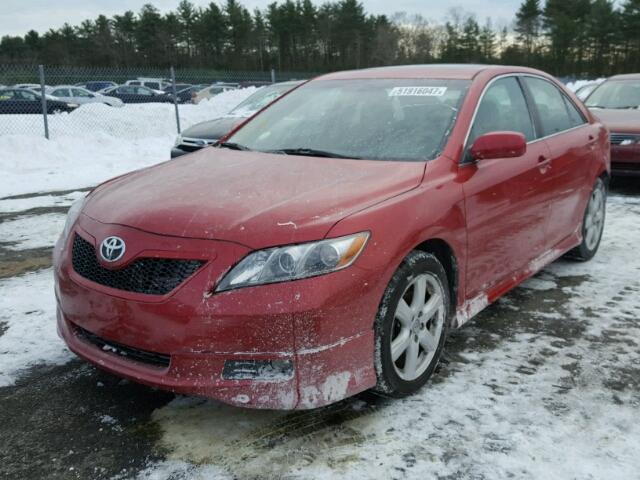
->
xmin=171 ymin=81 xmax=303 ymax=158
xmin=585 ymin=73 xmax=640 ymax=176
xmin=102 ymin=85 xmax=173 ymax=104
xmin=163 ymin=84 xmax=194 ymax=103
xmin=75 ymin=81 xmax=118 ymax=92
xmin=0 ymin=88 xmax=77 ymax=114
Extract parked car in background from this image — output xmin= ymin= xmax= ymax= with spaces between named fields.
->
xmin=192 ymin=83 xmax=238 ymax=104
xmin=585 ymin=73 xmax=640 ymax=176
xmin=11 ymin=83 xmax=47 ymax=90
xmin=125 ymin=78 xmax=170 ymax=93
xmin=55 ymin=65 xmax=609 ymax=410
xmin=172 ymin=80 xmax=303 ymax=158
xmin=48 ymin=86 xmax=124 ymax=107
xmin=102 ymin=85 xmax=173 ymax=104
xmin=75 ymin=81 xmax=117 ymax=92
xmin=0 ymin=88 xmax=78 ymax=114
xmin=163 ymin=84 xmax=195 ymax=103
xmin=575 ymin=81 xmax=602 ymax=101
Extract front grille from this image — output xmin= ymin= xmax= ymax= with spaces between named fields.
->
xmin=72 ymin=234 xmax=205 ymax=295
xmin=74 ymin=324 xmax=170 ymax=368
xmin=612 ymin=162 xmax=640 ymax=172
xmin=179 ymin=144 xmax=204 ymax=153
xmin=610 ymin=133 xmax=640 ymax=145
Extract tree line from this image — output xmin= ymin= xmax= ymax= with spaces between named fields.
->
xmin=0 ymin=0 xmax=639 ymax=77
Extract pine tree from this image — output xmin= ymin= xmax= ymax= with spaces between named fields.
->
xmin=514 ymin=0 xmax=542 ymax=63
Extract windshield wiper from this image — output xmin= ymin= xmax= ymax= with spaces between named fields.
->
xmin=217 ymin=141 xmax=251 ymax=151
xmin=588 ymin=105 xmax=640 ymax=110
xmin=266 ymin=148 xmax=361 ymax=159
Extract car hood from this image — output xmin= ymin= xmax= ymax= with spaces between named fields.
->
xmin=590 ymin=108 xmax=640 ymax=134
xmin=181 ymin=117 xmax=244 ymax=140
xmin=83 ymin=149 xmax=426 ymax=248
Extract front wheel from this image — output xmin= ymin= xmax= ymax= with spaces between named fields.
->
xmin=568 ymin=177 xmax=606 ymax=261
xmin=374 ymin=251 xmax=450 ymax=397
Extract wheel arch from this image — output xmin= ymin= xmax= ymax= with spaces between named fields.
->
xmin=412 ymin=238 xmax=459 ymax=315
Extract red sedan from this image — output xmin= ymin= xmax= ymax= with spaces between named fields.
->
xmin=54 ymin=65 xmax=610 ymax=409
xmin=584 ymin=73 xmax=640 ymax=176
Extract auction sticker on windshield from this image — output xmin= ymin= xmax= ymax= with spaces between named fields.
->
xmin=388 ymin=86 xmax=447 ymax=97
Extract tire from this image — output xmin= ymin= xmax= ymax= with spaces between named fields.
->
xmin=373 ymin=251 xmax=450 ymax=397
xmin=567 ymin=177 xmax=607 ymax=262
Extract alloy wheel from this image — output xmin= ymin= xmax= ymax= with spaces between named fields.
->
xmin=585 ymin=182 xmax=606 ymax=251
xmin=390 ymin=273 xmax=445 ymax=381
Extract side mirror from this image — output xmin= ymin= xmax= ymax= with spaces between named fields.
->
xmin=470 ymin=131 xmax=527 ymax=161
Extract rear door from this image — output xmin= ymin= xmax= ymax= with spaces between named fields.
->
xmin=522 ymin=76 xmax=596 ymax=249
xmin=15 ymin=89 xmax=40 ymax=113
xmin=116 ymin=86 xmax=136 ymax=103
xmin=462 ymin=76 xmax=552 ymax=301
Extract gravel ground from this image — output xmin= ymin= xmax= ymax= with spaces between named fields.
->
xmin=0 ymin=179 xmax=638 ymax=480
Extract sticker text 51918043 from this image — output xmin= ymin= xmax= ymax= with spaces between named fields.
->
xmin=388 ymin=86 xmax=447 ymax=97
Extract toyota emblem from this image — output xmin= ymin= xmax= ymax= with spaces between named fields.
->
xmin=100 ymin=236 xmax=126 ymax=262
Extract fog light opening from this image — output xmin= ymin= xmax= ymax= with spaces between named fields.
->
xmin=222 ymin=359 xmax=294 ymax=381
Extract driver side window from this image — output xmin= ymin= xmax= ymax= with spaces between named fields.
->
xmin=468 ymin=77 xmax=535 ymax=151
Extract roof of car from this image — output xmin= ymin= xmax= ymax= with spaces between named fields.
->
xmin=608 ymin=73 xmax=640 ymax=81
xmin=316 ymin=64 xmax=545 ymax=81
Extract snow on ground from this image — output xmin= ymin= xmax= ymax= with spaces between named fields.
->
xmin=0 ymin=190 xmax=85 ymax=213
xmin=0 ymin=88 xmax=255 ymax=198
xmin=0 ymin=213 xmax=66 ymax=250
xmin=0 ymin=269 xmax=72 ymax=387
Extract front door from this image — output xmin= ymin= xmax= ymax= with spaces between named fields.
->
xmin=461 ymin=76 xmax=552 ymax=301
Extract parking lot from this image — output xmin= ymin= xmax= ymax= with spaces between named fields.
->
xmin=0 ymin=176 xmax=638 ymax=479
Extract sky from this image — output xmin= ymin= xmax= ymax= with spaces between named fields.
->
xmin=1 ymin=0 xmax=524 ymax=37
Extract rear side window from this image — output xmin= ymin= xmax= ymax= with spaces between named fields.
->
xmin=16 ymin=90 xmax=36 ymax=101
xmin=469 ymin=77 xmax=535 ymax=145
xmin=523 ymin=77 xmax=578 ymax=136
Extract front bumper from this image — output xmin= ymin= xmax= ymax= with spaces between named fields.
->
xmin=611 ymin=143 xmax=640 ymax=177
xmin=53 ymin=215 xmax=378 ymax=409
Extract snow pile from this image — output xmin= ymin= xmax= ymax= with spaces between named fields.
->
xmin=0 ymin=88 xmax=256 ymax=198
xmin=565 ymin=78 xmax=605 ymax=92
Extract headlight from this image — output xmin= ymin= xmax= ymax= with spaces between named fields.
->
xmin=174 ymin=134 xmax=183 ymax=146
xmin=216 ymin=232 xmax=370 ymax=292
xmin=62 ymin=195 xmax=86 ymax=239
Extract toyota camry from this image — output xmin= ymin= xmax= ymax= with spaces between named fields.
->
xmin=54 ymin=65 xmax=610 ymax=409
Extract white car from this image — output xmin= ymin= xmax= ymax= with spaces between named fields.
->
xmin=13 ymin=83 xmax=48 ymax=90
xmin=124 ymin=78 xmax=169 ymax=94
xmin=47 ymin=86 xmax=124 ymax=107
xmin=192 ymin=83 xmax=239 ymax=104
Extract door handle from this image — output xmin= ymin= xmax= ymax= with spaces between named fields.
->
xmin=538 ymin=155 xmax=550 ymax=164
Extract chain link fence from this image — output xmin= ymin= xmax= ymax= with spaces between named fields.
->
xmin=0 ymin=64 xmax=315 ymax=139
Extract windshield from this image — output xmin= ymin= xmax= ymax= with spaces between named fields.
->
xmin=586 ymin=79 xmax=640 ymax=109
xmin=229 ymin=83 xmax=298 ymax=117
xmin=228 ymin=79 xmax=470 ymax=161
